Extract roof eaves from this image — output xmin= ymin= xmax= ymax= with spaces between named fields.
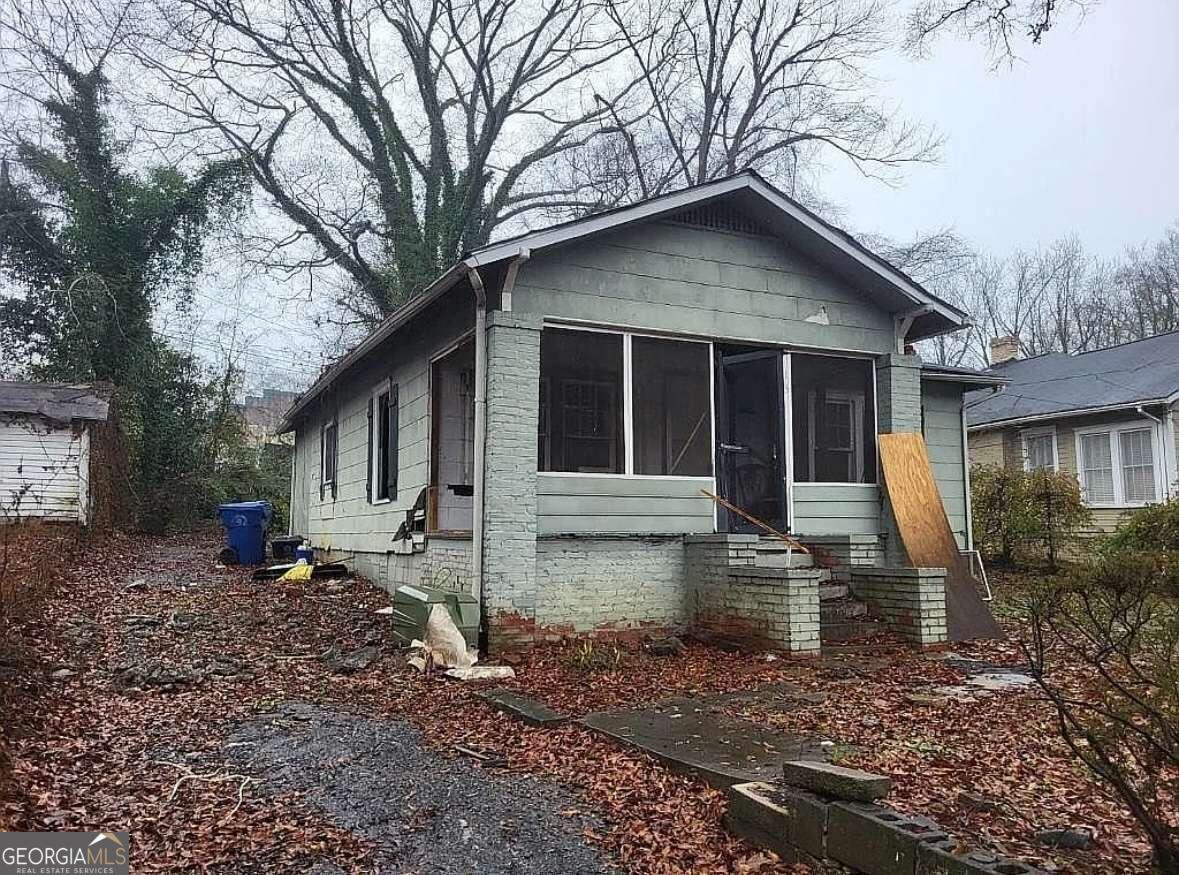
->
xmin=966 ymin=398 xmax=1173 ymax=431
xmin=277 ymin=260 xmax=472 ymax=432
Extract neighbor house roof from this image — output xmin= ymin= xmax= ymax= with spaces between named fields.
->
xmin=0 ymin=381 xmax=112 ymax=422
xmin=966 ymin=331 xmax=1179 ymax=429
xmin=280 ymin=170 xmax=971 ymax=432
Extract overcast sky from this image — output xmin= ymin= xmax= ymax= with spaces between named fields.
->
xmin=165 ymin=0 xmax=1179 ymax=393
xmin=823 ymin=0 xmax=1179 ymax=258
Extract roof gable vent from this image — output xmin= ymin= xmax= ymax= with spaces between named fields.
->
xmin=666 ymin=202 xmax=771 ymax=236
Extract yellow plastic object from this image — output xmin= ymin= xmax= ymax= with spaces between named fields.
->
xmin=279 ymin=562 xmax=314 ymax=582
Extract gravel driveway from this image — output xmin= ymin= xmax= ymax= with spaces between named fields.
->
xmin=226 ymin=702 xmax=614 ymax=874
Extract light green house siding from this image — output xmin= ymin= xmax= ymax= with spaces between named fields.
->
xmin=921 ymin=380 xmax=969 ymax=549
xmin=290 ymin=286 xmax=474 ymax=558
xmin=513 ymin=219 xmax=897 ymax=538
xmin=512 ymin=220 xmax=897 ymax=353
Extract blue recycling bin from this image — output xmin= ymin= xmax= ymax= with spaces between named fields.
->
xmin=216 ymin=501 xmax=274 ymax=565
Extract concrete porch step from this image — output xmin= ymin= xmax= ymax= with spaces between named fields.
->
xmin=819 ymin=583 xmax=849 ymax=601
xmin=820 ymin=619 xmax=884 ymax=643
xmin=820 ymin=598 xmax=868 ymax=623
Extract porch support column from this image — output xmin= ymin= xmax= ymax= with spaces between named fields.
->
xmin=875 ymin=352 xmax=923 ymax=564
xmin=482 ymin=310 xmax=543 ymax=650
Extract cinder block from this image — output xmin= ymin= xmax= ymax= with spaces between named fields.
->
xmin=782 ymin=760 xmax=892 ymax=802
xmin=727 ymin=781 xmax=829 ymax=861
xmin=828 ymin=802 xmax=948 ymax=875
xmin=917 ymin=839 xmax=1048 ymax=875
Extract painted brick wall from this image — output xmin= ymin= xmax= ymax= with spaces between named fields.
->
xmin=799 ymin=533 xmax=882 ymax=581
xmin=693 ymin=565 xmax=823 ymax=653
xmin=875 ymin=352 xmax=923 ymax=433
xmin=482 ymin=311 xmax=543 ymax=649
xmin=535 ymin=536 xmax=687 ymax=634
xmin=850 ymin=566 xmax=948 ymax=646
xmin=875 ymin=352 xmax=922 ymax=564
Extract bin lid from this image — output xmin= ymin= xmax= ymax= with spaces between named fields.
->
xmin=218 ymin=501 xmax=273 ymax=513
xmin=217 ymin=501 xmax=273 ymax=524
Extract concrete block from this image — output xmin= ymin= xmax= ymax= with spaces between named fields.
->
xmin=918 ymin=839 xmax=1048 ymax=875
xmin=782 ymin=760 xmax=892 ymax=802
xmin=478 ymin=688 xmax=567 ymax=727
xmin=828 ymin=802 xmax=947 ymax=875
xmin=727 ymin=781 xmax=829 ymax=861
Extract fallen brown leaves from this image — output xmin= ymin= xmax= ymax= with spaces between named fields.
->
xmin=0 ymin=531 xmax=1161 ymax=874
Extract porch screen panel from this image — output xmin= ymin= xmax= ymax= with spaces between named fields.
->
xmin=539 ymin=329 xmax=624 ymax=473
xmin=1079 ymin=432 xmax=1115 ymax=504
xmin=791 ymin=354 xmax=876 ymax=484
xmin=632 ymin=337 xmax=712 ymax=476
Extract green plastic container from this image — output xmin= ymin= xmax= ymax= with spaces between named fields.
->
xmin=390 ymin=585 xmax=479 ymax=648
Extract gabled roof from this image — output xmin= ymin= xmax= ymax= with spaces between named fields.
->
xmin=280 ymin=171 xmax=971 ymax=431
xmin=0 ymin=381 xmax=112 ymax=422
xmin=966 ymin=331 xmax=1179 ymax=429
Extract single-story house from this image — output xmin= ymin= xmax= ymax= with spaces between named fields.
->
xmin=967 ymin=333 xmax=1179 ymax=534
xmin=0 ymin=381 xmax=119 ymax=526
xmin=279 ymin=171 xmax=1002 ymax=649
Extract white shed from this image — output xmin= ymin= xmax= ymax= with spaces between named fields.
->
xmin=0 ymin=382 xmax=113 ymax=525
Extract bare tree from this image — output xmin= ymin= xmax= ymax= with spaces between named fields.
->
xmin=905 ymin=0 xmax=1094 ymax=64
xmin=602 ymin=0 xmax=939 ymax=199
xmin=1116 ymin=226 xmax=1179 ymax=341
xmin=139 ymin=0 xmax=648 ymax=326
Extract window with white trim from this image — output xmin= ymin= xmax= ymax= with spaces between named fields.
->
xmin=1021 ymin=428 xmax=1057 ymax=471
xmin=1075 ymin=423 xmax=1159 ymax=507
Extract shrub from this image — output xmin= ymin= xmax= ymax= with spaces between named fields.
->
xmin=1024 ymin=552 xmax=1179 ymax=872
xmin=1102 ymin=498 xmax=1179 ymax=557
xmin=971 ymin=464 xmax=1090 ymax=568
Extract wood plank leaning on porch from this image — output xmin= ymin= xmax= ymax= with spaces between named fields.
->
xmin=878 ymin=433 xmax=1002 ymax=642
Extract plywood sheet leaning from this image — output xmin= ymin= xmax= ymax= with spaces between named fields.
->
xmin=878 ymin=432 xmax=1001 ymax=641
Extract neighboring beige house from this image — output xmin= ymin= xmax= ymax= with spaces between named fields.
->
xmin=966 ymin=333 xmax=1179 ymax=535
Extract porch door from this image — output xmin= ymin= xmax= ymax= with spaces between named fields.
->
xmin=715 ymin=348 xmax=788 ymax=533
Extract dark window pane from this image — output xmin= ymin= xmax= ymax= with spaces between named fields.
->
xmin=633 ymin=337 xmax=712 ymax=476
xmin=376 ymin=390 xmax=392 ymax=500
xmin=791 ymin=355 xmax=876 ymax=484
xmin=539 ymin=329 xmax=623 ymax=473
xmin=386 ymin=386 xmax=399 ymax=499
xmin=323 ymin=422 xmax=337 ymax=482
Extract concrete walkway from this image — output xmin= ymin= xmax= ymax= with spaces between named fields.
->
xmin=581 ymin=684 xmax=827 ymax=789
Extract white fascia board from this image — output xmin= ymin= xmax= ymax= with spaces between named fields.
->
xmin=741 ymin=176 xmax=968 ymax=328
xmin=966 ymin=399 xmax=1173 ymax=432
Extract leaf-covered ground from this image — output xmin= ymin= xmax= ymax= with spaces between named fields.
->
xmin=0 ymin=529 xmax=1160 ymax=873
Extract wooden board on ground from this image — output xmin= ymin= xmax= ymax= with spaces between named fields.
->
xmin=878 ymin=433 xmax=1001 ymax=642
